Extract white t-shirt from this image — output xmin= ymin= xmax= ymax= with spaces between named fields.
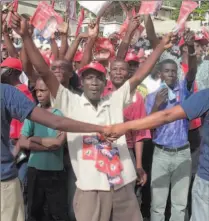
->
xmin=51 ymin=81 xmax=137 ymax=191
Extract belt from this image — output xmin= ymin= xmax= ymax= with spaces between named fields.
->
xmin=156 ymin=143 xmax=189 ymax=152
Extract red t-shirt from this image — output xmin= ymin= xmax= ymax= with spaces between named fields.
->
xmin=10 ymin=84 xmax=34 ymax=139
xmin=103 ymin=81 xmax=151 ymax=148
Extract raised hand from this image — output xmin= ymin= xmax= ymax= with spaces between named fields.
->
xmin=57 ymin=22 xmax=69 ymax=35
xmin=78 ymin=32 xmax=89 ymax=39
xmin=88 ymin=17 xmax=100 ymax=38
xmin=184 ymin=30 xmax=195 ymax=46
xmin=10 ymin=12 xmax=29 ymax=37
xmin=161 ymin=32 xmax=177 ymax=49
xmin=127 ymin=15 xmax=142 ymax=35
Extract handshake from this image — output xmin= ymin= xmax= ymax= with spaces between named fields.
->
xmin=101 ymin=123 xmax=129 ymax=142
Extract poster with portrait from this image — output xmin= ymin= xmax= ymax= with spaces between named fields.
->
xmin=30 ymin=1 xmax=63 ymax=39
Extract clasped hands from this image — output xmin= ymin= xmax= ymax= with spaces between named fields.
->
xmin=101 ymin=123 xmax=129 ymax=142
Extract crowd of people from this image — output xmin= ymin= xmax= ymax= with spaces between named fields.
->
xmin=1 ymin=4 xmax=209 ymax=221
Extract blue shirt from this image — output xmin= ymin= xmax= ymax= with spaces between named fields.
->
xmin=1 ymin=84 xmax=36 ymax=181
xmin=181 ymin=89 xmax=209 ymax=181
xmin=145 ymin=79 xmax=192 ymax=148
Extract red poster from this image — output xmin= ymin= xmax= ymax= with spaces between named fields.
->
xmin=31 ymin=1 xmax=63 ymax=39
xmin=138 ymin=0 xmax=162 ymax=15
xmin=173 ymin=0 xmax=198 ymax=34
xmin=95 ymin=37 xmax=115 ymax=58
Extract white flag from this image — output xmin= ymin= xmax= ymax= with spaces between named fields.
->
xmin=78 ymin=1 xmax=112 ymax=16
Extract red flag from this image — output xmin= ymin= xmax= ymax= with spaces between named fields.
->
xmin=138 ymin=0 xmax=162 ymax=15
xmin=75 ymin=8 xmax=85 ymax=37
xmin=173 ymin=1 xmax=198 ymax=34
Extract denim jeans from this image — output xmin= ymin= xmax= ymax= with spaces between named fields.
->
xmin=150 ymin=146 xmax=192 ymax=221
xmin=190 ymin=175 xmax=209 ymax=221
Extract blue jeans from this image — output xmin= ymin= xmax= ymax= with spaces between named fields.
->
xmin=191 ymin=175 xmax=209 ymax=221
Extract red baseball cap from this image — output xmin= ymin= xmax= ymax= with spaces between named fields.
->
xmin=1 ymin=57 xmax=22 ymax=71
xmin=125 ymin=52 xmax=139 ymax=63
xmin=78 ymin=62 xmax=106 ymax=76
xmin=73 ymin=51 xmax=83 ymax=62
xmin=195 ymin=35 xmax=209 ymax=45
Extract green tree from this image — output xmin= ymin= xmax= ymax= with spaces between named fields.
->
xmin=192 ymin=1 xmax=209 ymax=21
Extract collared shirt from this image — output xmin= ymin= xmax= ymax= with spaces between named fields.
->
xmin=181 ymin=89 xmax=209 ymax=181
xmin=51 ymin=81 xmax=137 ymax=191
xmin=160 ymin=51 xmax=209 ymax=90
xmin=103 ymin=80 xmax=151 ymax=148
xmin=145 ymin=79 xmax=192 ymax=148
xmin=1 ymin=84 xmax=36 ymax=181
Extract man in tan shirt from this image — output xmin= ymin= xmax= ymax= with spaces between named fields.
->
xmin=11 ymin=12 xmax=175 ymax=221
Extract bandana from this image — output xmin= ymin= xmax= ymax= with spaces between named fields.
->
xmin=82 ymin=134 xmax=123 ymax=186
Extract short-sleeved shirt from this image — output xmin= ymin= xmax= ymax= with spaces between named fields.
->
xmin=103 ymin=80 xmax=151 ymax=148
xmin=51 ymin=81 xmax=137 ymax=191
xmin=145 ymin=79 xmax=193 ymax=148
xmin=21 ymin=109 xmax=64 ymax=171
xmin=10 ymin=84 xmax=34 ymax=139
xmin=181 ymin=89 xmax=209 ymax=181
xmin=1 ymin=84 xmax=36 ymax=180
xmin=160 ymin=51 xmax=209 ymax=90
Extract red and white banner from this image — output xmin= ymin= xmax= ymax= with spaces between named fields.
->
xmin=173 ymin=0 xmax=198 ymax=34
xmin=31 ymin=1 xmax=63 ymax=39
xmin=138 ymin=0 xmax=162 ymax=15
xmin=78 ymin=1 xmax=112 ymax=16
xmin=7 ymin=0 xmax=18 ymax=27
